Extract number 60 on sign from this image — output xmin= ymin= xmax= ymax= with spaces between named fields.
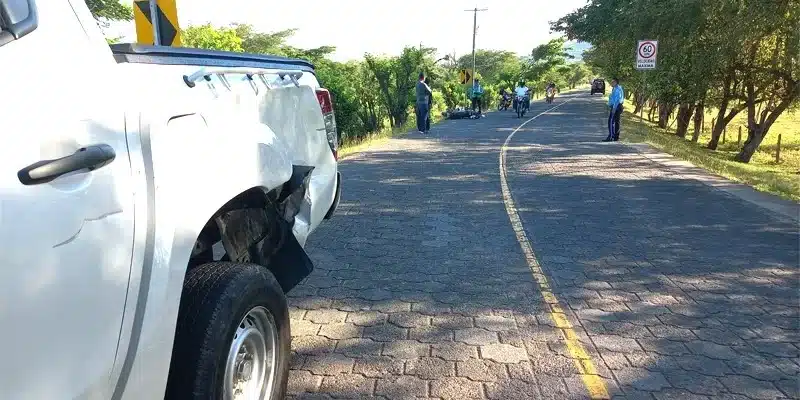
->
xmin=636 ymin=40 xmax=658 ymax=70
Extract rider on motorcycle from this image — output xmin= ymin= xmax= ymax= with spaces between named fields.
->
xmin=514 ymin=80 xmax=530 ymax=111
xmin=546 ymin=82 xmax=556 ymax=98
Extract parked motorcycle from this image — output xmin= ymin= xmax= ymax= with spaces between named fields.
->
xmin=497 ymin=95 xmax=512 ymax=111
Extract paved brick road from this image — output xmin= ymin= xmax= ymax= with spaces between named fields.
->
xmin=287 ymin=93 xmax=800 ymax=399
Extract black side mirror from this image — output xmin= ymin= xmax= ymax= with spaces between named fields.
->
xmin=0 ymin=0 xmax=38 ymax=48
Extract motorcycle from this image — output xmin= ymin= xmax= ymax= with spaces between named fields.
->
xmin=514 ymin=94 xmax=529 ymax=118
xmin=497 ymin=94 xmax=512 ymax=111
xmin=545 ymin=88 xmax=555 ymax=104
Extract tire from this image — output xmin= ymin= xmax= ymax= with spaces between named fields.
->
xmin=165 ymin=262 xmax=290 ymax=400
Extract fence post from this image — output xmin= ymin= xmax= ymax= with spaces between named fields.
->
xmin=776 ymin=134 xmax=782 ymax=163
xmin=702 ymin=114 xmax=705 ymax=133
xmin=738 ymin=126 xmax=742 ymax=146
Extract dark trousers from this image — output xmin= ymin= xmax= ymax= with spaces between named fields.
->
xmin=426 ymin=100 xmax=432 ymax=131
xmin=607 ymin=105 xmax=623 ymax=140
xmin=471 ymin=97 xmax=482 ymax=113
xmin=416 ymin=103 xmax=429 ymax=132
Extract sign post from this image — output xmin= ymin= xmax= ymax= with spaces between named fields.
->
xmin=635 ymin=40 xmax=658 ymax=121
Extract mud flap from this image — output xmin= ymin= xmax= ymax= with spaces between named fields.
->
xmin=269 ymin=230 xmax=314 ymax=293
xmin=272 ymin=164 xmax=316 ymax=292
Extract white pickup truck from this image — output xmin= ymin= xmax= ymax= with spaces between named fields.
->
xmin=0 ymin=1 xmax=341 ymax=399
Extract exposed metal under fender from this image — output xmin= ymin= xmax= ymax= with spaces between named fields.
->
xmin=212 ymin=165 xmax=316 ymax=292
xmin=278 ymin=165 xmax=315 ymax=224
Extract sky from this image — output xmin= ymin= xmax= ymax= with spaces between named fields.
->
xmin=108 ymin=0 xmax=591 ymax=62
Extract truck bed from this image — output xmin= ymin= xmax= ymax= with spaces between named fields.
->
xmin=109 ymin=43 xmax=315 ymax=73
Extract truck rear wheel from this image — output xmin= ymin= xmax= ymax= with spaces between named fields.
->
xmin=165 ymin=262 xmax=290 ymax=400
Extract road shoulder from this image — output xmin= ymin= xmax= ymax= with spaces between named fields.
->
xmin=624 ymin=142 xmax=799 ymax=223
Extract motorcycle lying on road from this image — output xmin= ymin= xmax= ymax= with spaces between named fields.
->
xmin=514 ymin=95 xmax=529 ymax=118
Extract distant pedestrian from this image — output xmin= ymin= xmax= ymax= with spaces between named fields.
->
xmin=605 ymin=77 xmax=624 ymax=142
xmin=425 ymin=77 xmax=433 ymax=132
xmin=470 ymin=78 xmax=484 ymax=115
xmin=415 ymin=72 xmax=433 ymax=134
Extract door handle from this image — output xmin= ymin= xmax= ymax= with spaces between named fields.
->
xmin=17 ymin=144 xmax=116 ymax=185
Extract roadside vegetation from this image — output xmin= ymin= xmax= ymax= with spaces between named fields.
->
xmin=623 ymin=109 xmax=799 ymax=201
xmin=553 ymin=0 xmax=799 ymax=199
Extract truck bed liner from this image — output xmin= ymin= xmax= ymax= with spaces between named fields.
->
xmin=110 ymin=43 xmax=315 ymax=73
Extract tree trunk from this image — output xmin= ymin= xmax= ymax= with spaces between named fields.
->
xmin=648 ymin=100 xmax=657 ymax=121
xmin=657 ymin=101 xmax=674 ymax=129
xmin=691 ymin=101 xmax=704 ymax=142
xmin=675 ymin=103 xmax=695 ymax=138
xmin=707 ymin=107 xmax=743 ymax=150
xmin=735 ymin=126 xmax=766 ymax=163
xmin=735 ymin=70 xmax=796 ymax=162
xmin=633 ymin=92 xmax=645 ymax=114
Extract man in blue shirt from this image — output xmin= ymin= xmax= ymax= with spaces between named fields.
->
xmin=605 ymin=77 xmax=624 ymax=142
xmin=471 ymin=79 xmax=484 ymax=115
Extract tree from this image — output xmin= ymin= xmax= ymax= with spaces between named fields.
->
xmin=457 ymin=50 xmax=520 ymax=84
xmin=182 ymin=24 xmax=243 ymax=52
xmin=314 ymin=60 xmax=364 ymax=141
xmin=567 ymin=62 xmax=591 ymax=89
xmin=733 ymin=1 xmax=800 ymax=162
xmin=233 ymin=24 xmax=296 ymax=56
xmin=523 ymin=38 xmax=574 ymax=93
xmin=365 ymin=47 xmax=427 ymax=127
xmin=85 ymin=0 xmax=133 ymax=21
xmin=552 ymin=0 xmax=800 ymax=162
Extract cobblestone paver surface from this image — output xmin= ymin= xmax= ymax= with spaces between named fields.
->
xmin=288 ymin=93 xmax=800 ymax=399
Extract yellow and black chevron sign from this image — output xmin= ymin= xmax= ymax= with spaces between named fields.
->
xmin=133 ymin=0 xmax=182 ymax=46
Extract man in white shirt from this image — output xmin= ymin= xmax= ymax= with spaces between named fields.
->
xmin=514 ymin=80 xmax=530 ymax=111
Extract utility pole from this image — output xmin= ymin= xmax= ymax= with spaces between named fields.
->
xmin=464 ymin=6 xmax=487 ymax=89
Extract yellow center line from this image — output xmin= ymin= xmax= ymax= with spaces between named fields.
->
xmin=498 ymin=99 xmax=611 ymax=400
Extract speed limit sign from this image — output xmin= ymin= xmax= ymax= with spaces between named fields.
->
xmin=636 ymin=40 xmax=658 ymax=69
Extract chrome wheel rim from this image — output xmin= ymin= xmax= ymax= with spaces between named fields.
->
xmin=223 ymin=306 xmax=278 ymax=400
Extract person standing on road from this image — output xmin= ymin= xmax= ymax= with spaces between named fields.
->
xmin=425 ymin=77 xmax=433 ymax=132
xmin=416 ymin=72 xmax=433 ymax=134
xmin=605 ymin=77 xmax=624 ymax=142
xmin=470 ymin=78 xmax=484 ymax=115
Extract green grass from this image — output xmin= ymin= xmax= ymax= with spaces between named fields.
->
xmin=619 ymin=105 xmax=800 ymax=202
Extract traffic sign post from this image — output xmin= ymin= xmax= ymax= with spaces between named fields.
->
xmin=636 ymin=40 xmax=658 ymax=122
xmin=636 ymin=40 xmax=658 ymax=70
